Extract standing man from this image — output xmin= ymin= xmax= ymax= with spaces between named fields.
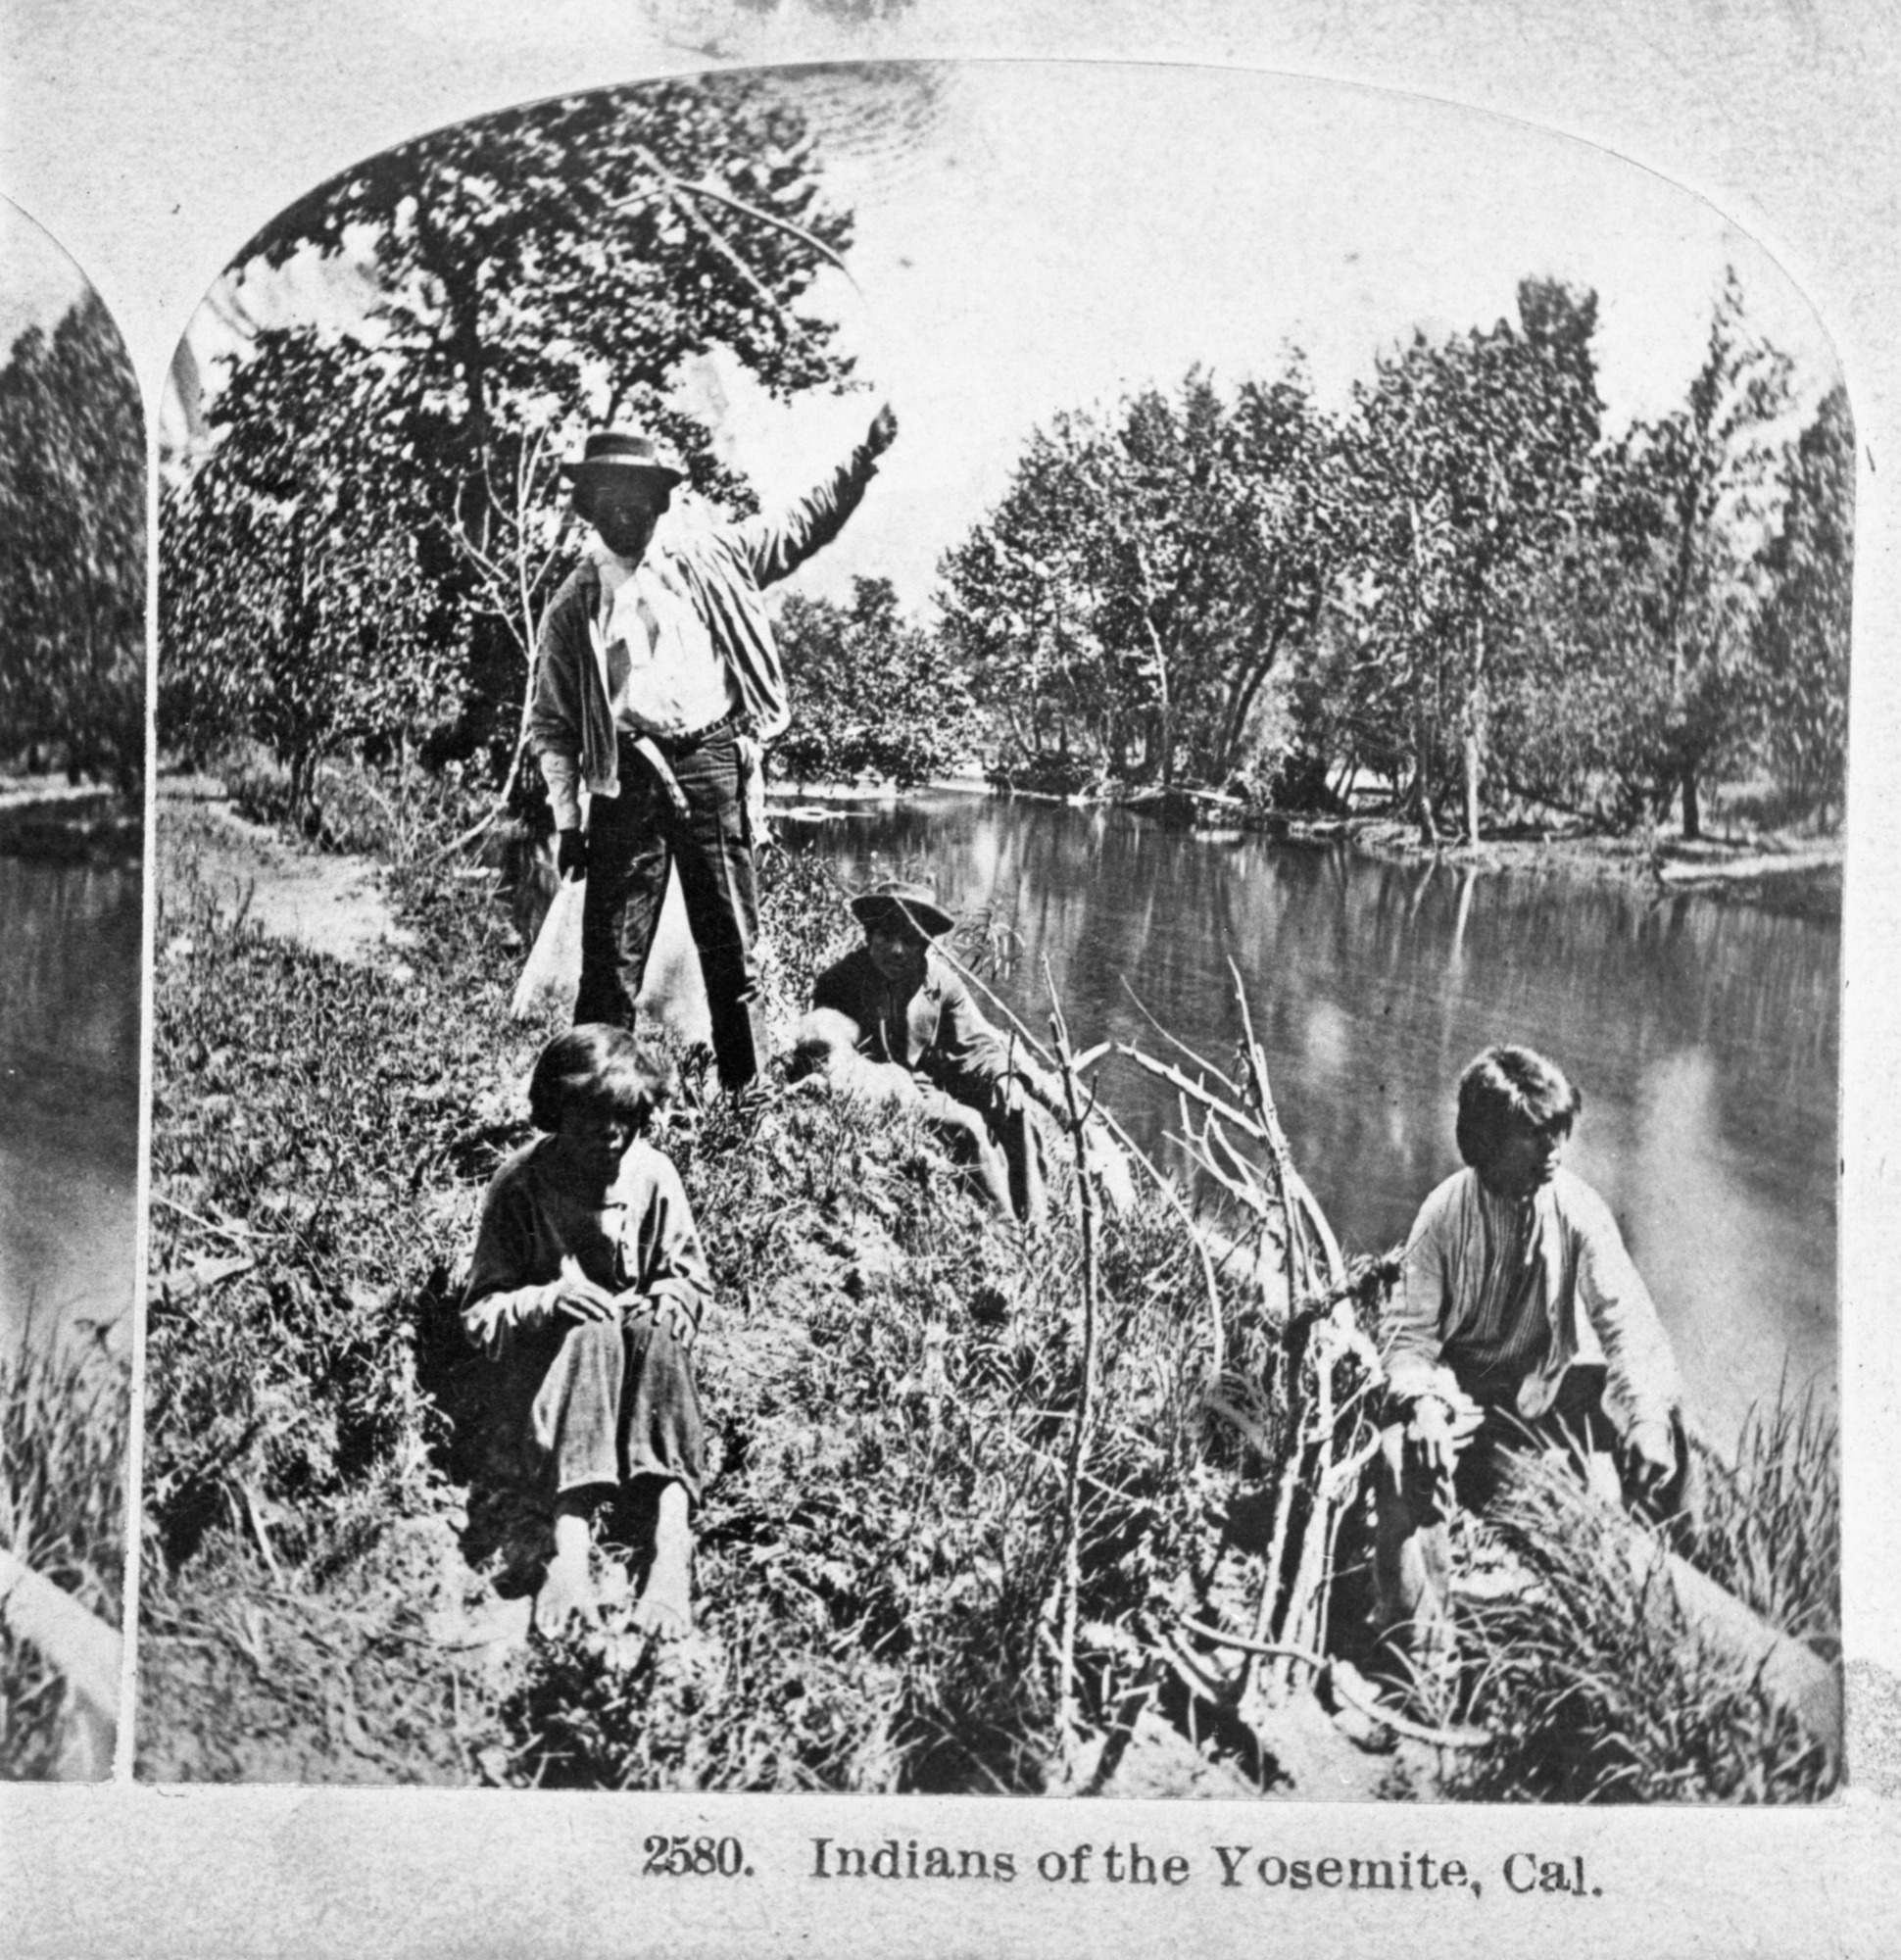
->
xmin=1373 ymin=1044 xmax=1690 ymax=1663
xmin=531 ymin=407 xmax=898 ymax=1090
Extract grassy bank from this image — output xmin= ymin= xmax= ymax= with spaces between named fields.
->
xmin=137 ymin=776 xmax=1840 ymax=1796
xmin=1 ymin=1326 xmax=127 ymax=1779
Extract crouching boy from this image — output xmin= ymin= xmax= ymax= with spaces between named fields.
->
xmin=1374 ymin=1044 xmax=1691 ymax=1664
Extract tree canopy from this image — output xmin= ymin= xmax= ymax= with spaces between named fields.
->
xmin=938 ymin=271 xmax=1851 ymax=836
xmin=0 ymin=290 xmax=145 ymax=789
xmin=776 ymin=575 xmax=979 ymax=789
xmin=161 ymin=74 xmax=860 ymax=800
xmin=938 ymin=366 xmax=1338 ymax=791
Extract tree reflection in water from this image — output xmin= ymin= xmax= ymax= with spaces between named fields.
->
xmin=0 ymin=858 xmax=141 ymax=1346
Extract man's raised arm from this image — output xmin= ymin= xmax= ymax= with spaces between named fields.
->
xmin=740 ymin=405 xmax=898 ymax=587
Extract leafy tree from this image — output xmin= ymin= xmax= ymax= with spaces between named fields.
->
xmin=938 ymin=365 xmax=1337 ymax=791
xmin=774 ymin=575 xmax=977 ymax=788
xmin=1749 ymin=383 xmax=1853 ymax=825
xmin=1603 ymin=271 xmax=1793 ymax=839
xmin=162 ymin=74 xmax=859 ymax=793
xmin=1486 ymin=459 xmax=1679 ymax=828
xmin=936 ymin=412 xmax=1121 ymax=781
xmin=1340 ymin=279 xmax=1602 ymax=843
xmin=0 ymin=292 xmax=145 ymax=788
xmin=160 ymin=329 xmax=457 ymax=813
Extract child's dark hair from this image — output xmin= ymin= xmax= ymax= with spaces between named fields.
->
xmin=528 ymin=1023 xmax=674 ymax=1134
xmin=1454 ymin=1044 xmax=1581 ymax=1171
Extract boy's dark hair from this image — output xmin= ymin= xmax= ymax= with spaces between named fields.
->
xmin=528 ymin=1023 xmax=674 ymax=1135
xmin=1455 ymin=1045 xmax=1581 ymax=1171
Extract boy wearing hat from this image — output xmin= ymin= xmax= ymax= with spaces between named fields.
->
xmin=531 ymin=408 xmax=898 ymax=1091
xmin=804 ymin=881 xmax=1056 ymax=1223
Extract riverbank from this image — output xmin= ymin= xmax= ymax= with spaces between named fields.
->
xmin=0 ymin=778 xmax=142 ymax=866
xmin=776 ymin=772 xmax=1843 ymax=920
xmin=136 ymin=776 xmax=1841 ymax=1798
xmin=1333 ymin=814 xmax=1843 ymax=921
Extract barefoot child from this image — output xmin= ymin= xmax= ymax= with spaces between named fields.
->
xmin=462 ymin=1025 xmax=708 ymax=1641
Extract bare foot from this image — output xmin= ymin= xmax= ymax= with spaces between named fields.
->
xmin=629 ymin=1482 xmax=693 ymax=1640
xmin=536 ymin=1503 xmax=602 ymax=1640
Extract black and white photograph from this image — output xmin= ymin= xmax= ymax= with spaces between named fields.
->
xmin=140 ymin=56 xmax=1845 ymax=1804
xmin=5 ymin=0 xmax=1901 ymax=1952
xmin=0 ymin=196 xmax=144 ymax=1780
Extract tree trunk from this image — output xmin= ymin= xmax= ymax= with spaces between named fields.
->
xmin=1682 ymin=766 xmax=1702 ymax=841
xmin=1412 ymin=697 xmax=1438 ymax=847
xmin=1461 ymin=613 xmax=1485 ymax=846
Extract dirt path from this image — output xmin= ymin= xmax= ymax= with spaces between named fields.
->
xmin=158 ymin=777 xmax=418 ymax=972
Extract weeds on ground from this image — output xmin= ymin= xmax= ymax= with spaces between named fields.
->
xmin=143 ymin=796 xmax=1222 ymax=1788
xmin=1444 ymin=1449 xmax=1836 ymax=1803
xmin=0 ymin=1323 xmax=127 ymax=1780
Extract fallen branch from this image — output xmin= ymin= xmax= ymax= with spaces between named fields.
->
xmin=0 ymin=1547 xmax=122 ymax=1726
xmin=1177 ymin=1617 xmax=1492 ymax=1749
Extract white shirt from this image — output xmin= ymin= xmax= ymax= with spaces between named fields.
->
xmin=1386 ymin=1166 xmax=1682 ymax=1436
xmin=592 ymin=540 xmax=734 ymax=743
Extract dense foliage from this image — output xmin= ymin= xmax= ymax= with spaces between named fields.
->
xmin=774 ymin=575 xmax=980 ymax=788
xmin=941 ymin=274 xmax=1851 ymax=836
xmin=0 ymin=292 xmax=145 ymax=788
xmin=939 ymin=367 xmax=1337 ymax=792
xmin=160 ymin=74 xmax=859 ymax=809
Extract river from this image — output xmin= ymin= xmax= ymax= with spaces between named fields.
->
xmin=780 ymin=793 xmax=1839 ymax=1448
xmin=0 ymin=855 xmax=142 ymax=1348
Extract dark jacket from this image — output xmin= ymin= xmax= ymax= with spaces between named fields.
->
xmin=810 ymin=945 xmax=1012 ymax=1103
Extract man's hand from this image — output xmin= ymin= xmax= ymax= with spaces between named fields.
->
xmin=545 ymin=1255 xmax=618 ymax=1324
xmin=556 ymin=828 xmax=589 ymax=883
xmin=864 ymin=403 xmax=898 ymax=458
xmin=1409 ymin=1395 xmax=1458 ymax=1480
xmin=1625 ymin=1416 xmax=1678 ymax=1495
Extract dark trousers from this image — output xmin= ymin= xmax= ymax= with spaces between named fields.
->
xmin=576 ymin=725 xmax=762 ymax=1088
xmin=494 ymin=1312 xmax=707 ymax=1507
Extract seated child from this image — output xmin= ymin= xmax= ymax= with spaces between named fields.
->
xmin=462 ymin=1024 xmax=709 ymax=1641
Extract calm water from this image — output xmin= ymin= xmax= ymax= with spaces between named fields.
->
xmin=0 ymin=856 xmax=142 ymax=1347
xmin=781 ymin=794 xmax=1839 ymax=1446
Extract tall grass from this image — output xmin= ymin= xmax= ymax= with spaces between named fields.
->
xmin=1 ymin=1323 xmax=127 ymax=1779
xmin=1445 ymin=1427 xmax=1838 ymax=1803
xmin=1680 ymin=1382 xmax=1840 ymax=1658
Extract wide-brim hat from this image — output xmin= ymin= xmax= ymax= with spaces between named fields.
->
xmin=559 ymin=428 xmax=686 ymax=488
xmin=851 ymin=879 xmax=955 ymax=941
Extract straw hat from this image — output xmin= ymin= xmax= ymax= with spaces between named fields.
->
xmin=851 ymin=879 xmax=955 ymax=941
xmin=559 ymin=427 xmax=686 ymax=490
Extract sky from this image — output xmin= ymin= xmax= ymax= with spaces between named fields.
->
xmin=173 ymin=59 xmax=1843 ymax=614
xmin=0 ymin=194 xmax=90 ymax=349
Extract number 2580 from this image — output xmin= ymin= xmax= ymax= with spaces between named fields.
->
xmin=644 ymin=1835 xmax=747 ymax=1878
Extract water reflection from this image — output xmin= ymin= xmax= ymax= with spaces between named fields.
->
xmin=783 ymin=795 xmax=1839 ymax=1441
xmin=0 ymin=857 xmax=142 ymax=1344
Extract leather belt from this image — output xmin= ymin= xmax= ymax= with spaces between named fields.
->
xmin=620 ymin=707 xmax=741 ymax=760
